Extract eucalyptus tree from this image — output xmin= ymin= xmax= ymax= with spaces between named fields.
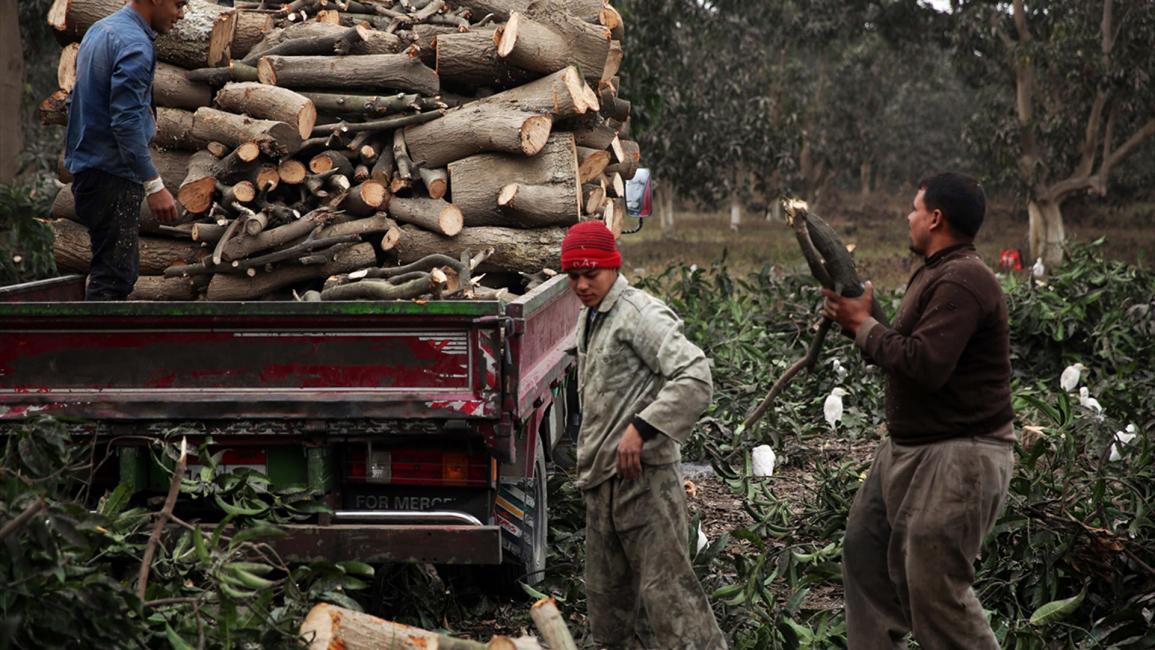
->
xmin=953 ymin=0 xmax=1155 ymax=267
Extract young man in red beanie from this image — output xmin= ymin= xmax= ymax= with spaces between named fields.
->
xmin=563 ymin=221 xmax=726 ymax=649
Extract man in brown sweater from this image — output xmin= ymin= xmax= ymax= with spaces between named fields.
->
xmin=822 ymin=172 xmax=1014 ymax=649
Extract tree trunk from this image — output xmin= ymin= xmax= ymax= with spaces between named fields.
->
xmin=258 ymin=52 xmax=439 ymax=96
xmin=51 ymin=219 xmax=204 ymax=275
xmin=497 ymin=182 xmax=580 ymax=227
xmin=475 ymin=66 xmax=597 ymax=120
xmin=206 ymin=242 xmax=376 ymax=300
xmin=156 ymin=107 xmax=210 ymax=151
xmin=230 ymin=10 xmax=274 ymax=59
xmin=129 ymin=276 xmax=201 ymax=301
xmin=434 ymin=29 xmax=535 ymax=90
xmin=392 ymin=224 xmax=565 ymax=273
xmin=1028 ymin=198 xmax=1066 ymax=269
xmin=403 ymin=104 xmax=551 ymax=168
xmin=447 ymin=132 xmax=579 ymax=227
xmin=154 ymin=62 xmax=213 ymax=111
xmin=387 ymin=197 xmax=463 ymax=236
xmin=191 ymin=106 xmax=303 ymax=157
xmin=1 ymin=0 xmax=25 ymax=182
xmin=214 ymin=82 xmax=316 ymax=139
xmin=495 ymin=12 xmax=610 ymax=83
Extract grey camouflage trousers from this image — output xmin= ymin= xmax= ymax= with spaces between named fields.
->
xmin=583 ymin=463 xmax=726 ymax=650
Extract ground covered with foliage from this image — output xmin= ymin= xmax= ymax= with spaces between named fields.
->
xmin=1 ymin=242 xmax=1152 ymax=648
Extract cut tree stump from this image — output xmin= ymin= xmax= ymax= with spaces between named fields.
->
xmin=191 ymin=106 xmax=304 ymax=157
xmin=448 ymin=132 xmax=579 ymax=227
xmin=403 ymin=104 xmax=551 ymax=169
xmin=214 ymin=82 xmax=317 ymax=139
xmin=476 ymin=66 xmax=596 ymax=120
xmin=393 ymin=224 xmax=565 ymax=274
xmin=387 ymin=197 xmax=463 ymax=236
xmin=258 ymin=52 xmax=439 ymax=96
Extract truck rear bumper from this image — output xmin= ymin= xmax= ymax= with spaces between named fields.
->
xmin=269 ymin=523 xmax=503 ymax=565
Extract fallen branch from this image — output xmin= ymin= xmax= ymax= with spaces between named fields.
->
xmin=136 ymin=438 xmax=188 ymax=600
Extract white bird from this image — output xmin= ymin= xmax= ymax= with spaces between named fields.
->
xmin=696 ymin=522 xmax=709 ymax=555
xmin=1078 ymin=387 xmax=1103 ymax=415
xmin=1060 ymin=363 xmax=1086 ymax=393
xmin=1108 ymin=424 xmax=1138 ymax=462
xmin=824 ymin=387 xmax=849 ymax=429
xmin=830 ymin=358 xmax=848 ymax=382
xmin=1032 ymin=257 xmax=1046 ymax=280
xmin=752 ymin=445 xmax=776 ymax=477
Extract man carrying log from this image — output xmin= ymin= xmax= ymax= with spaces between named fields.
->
xmin=64 ymin=0 xmax=186 ymax=300
xmin=821 ymin=172 xmax=1014 ymax=649
xmin=563 ymin=222 xmax=726 ymax=649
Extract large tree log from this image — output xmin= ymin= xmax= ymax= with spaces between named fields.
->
xmin=258 ymin=52 xmax=439 ymax=96
xmin=403 ymin=104 xmax=551 ymax=169
xmin=434 ymin=29 xmax=535 ymax=90
xmin=475 ymin=66 xmax=596 ymax=120
xmin=447 ymin=132 xmax=579 ymax=227
xmin=495 ymin=11 xmax=610 ymax=82
xmin=387 ymin=197 xmax=463 ymax=236
xmin=154 ymin=0 xmax=237 ymax=69
xmin=190 ymin=106 xmax=303 ymax=157
xmin=156 ymin=107 xmax=210 ymax=151
xmin=46 ymin=0 xmax=121 ymax=45
xmin=129 ymin=276 xmax=201 ymax=301
xmin=392 ymin=224 xmax=564 ymax=274
xmin=177 ymin=150 xmax=223 ymax=214
xmin=58 ymin=43 xmax=80 ymax=92
xmin=299 ymin=603 xmax=498 ymax=650
xmin=230 ymin=10 xmax=275 ymax=59
xmin=496 ymin=182 xmax=580 ymax=227
xmin=206 ymin=241 xmax=376 ymax=300
xmin=214 ymin=82 xmax=316 ymax=139
xmin=51 ymin=219 xmax=204 ymax=275
xmin=155 ymin=62 xmax=214 ymax=111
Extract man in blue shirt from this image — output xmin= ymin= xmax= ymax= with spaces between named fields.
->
xmin=65 ymin=0 xmax=186 ymax=300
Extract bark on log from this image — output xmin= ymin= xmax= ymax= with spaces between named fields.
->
xmin=351 ymin=25 xmax=407 ymax=54
xmin=129 ymin=276 xmax=201 ymax=301
xmin=418 ymin=167 xmax=448 ymax=200
xmin=497 ymin=182 xmax=580 ymax=227
xmin=177 ymin=150 xmax=224 ymax=214
xmin=454 ymin=0 xmax=604 ymax=22
xmin=309 ymin=150 xmax=354 ymax=176
xmin=152 ymin=148 xmax=195 ymax=193
xmin=495 ymin=11 xmax=609 ymax=82
xmin=393 ymin=224 xmax=564 ymax=274
xmin=39 ymin=89 xmax=69 ymax=127
xmin=403 ymin=104 xmax=551 ymax=169
xmin=215 ymin=82 xmax=316 ymax=139
xmin=154 ymin=62 xmax=214 ymax=111
xmin=258 ymin=53 xmax=439 ymax=96
xmin=337 ymin=180 xmax=389 ymax=217
xmin=240 ymin=24 xmax=362 ymax=64
xmin=187 ymin=62 xmax=261 ymax=85
xmin=301 ymin=92 xmax=443 ymax=119
xmin=231 ymin=10 xmax=275 ymax=59
xmin=47 ymin=0 xmax=122 ymax=45
xmin=206 ymin=241 xmax=376 ymax=300
xmin=447 ymin=132 xmax=579 ymax=227
xmin=476 ymin=66 xmax=597 ymax=120
xmin=582 ymin=181 xmax=605 ymax=215
xmin=317 ymin=213 xmax=401 ymax=241
xmin=51 ymin=185 xmax=168 ymax=234
xmin=156 ymin=107 xmax=209 ymax=151
xmin=387 ymin=197 xmax=463 ymax=236
xmin=434 ymin=29 xmax=535 ymax=90
xmin=570 ymin=119 xmax=618 ymax=151
xmin=58 ymin=43 xmax=79 ymax=92
xmin=220 ymin=209 xmax=337 ymax=261
xmin=154 ymin=0 xmax=237 ymax=69
xmin=191 ymin=106 xmax=304 ymax=157
xmin=51 ymin=219 xmax=204 ymax=275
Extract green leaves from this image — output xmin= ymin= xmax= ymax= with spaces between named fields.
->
xmin=1029 ymin=586 xmax=1087 ymax=626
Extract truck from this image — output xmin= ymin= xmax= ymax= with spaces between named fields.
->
xmin=0 ymin=272 xmax=582 ymax=585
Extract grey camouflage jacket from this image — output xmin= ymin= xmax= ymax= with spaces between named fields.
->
xmin=574 ymin=274 xmax=713 ymax=490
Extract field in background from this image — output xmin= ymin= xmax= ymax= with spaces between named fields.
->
xmin=619 ymin=192 xmax=1154 ymax=290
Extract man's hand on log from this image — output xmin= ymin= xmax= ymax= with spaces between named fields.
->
xmin=821 ymin=282 xmax=874 ymax=336
xmin=147 ymin=188 xmax=180 ymax=224
xmin=617 ymin=423 xmax=644 ymax=480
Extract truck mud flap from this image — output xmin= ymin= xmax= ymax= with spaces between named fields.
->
xmin=267 ymin=524 xmax=502 ymax=565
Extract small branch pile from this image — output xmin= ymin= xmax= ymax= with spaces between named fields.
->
xmin=42 ymin=0 xmax=639 ymax=301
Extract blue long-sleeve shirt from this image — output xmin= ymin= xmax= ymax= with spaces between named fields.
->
xmin=65 ymin=5 xmax=159 ymax=184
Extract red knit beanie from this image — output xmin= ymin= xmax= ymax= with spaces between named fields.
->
xmin=561 ymin=221 xmax=621 ymax=271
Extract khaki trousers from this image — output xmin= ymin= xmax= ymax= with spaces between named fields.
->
xmin=843 ymin=436 xmax=1014 ymax=649
xmin=584 ymin=463 xmax=727 ymax=650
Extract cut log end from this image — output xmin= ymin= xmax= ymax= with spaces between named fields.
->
xmin=495 ymin=12 xmax=520 ymax=58
xmin=520 ymin=115 xmax=552 ymax=156
xmin=177 ymin=177 xmax=216 ymax=214
xmin=278 ymin=159 xmax=307 ymax=185
xmin=257 ymin=57 xmax=277 ymax=85
xmin=440 ymin=204 xmax=464 ymax=237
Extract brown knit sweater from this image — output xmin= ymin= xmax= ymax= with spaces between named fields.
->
xmin=854 ymin=243 xmax=1014 ymax=443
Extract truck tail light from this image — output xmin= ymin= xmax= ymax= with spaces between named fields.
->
xmin=345 ymin=446 xmax=489 ymax=487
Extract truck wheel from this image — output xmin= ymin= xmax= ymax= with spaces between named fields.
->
xmin=524 ymin=441 xmax=548 ymax=585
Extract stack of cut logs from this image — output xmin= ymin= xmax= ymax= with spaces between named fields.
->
xmin=41 ymin=0 xmax=640 ymax=301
